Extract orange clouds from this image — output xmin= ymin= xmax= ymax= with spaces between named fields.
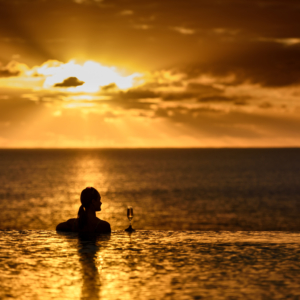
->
xmin=1 ymin=0 xmax=300 ymax=147
xmin=1 ymin=58 xmax=300 ymax=148
xmin=0 ymin=61 xmax=29 ymax=78
xmin=0 ymin=60 xmax=142 ymax=92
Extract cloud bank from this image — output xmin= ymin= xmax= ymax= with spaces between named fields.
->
xmin=0 ymin=0 xmax=300 ymax=147
xmin=0 ymin=59 xmax=300 ymax=147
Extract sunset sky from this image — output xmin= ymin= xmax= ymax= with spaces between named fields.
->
xmin=1 ymin=0 xmax=300 ymax=147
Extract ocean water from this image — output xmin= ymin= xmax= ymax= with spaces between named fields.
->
xmin=0 ymin=148 xmax=299 ymax=231
xmin=0 ymin=149 xmax=300 ymax=299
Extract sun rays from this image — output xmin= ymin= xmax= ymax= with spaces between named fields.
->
xmin=1 ymin=57 xmax=300 ymax=148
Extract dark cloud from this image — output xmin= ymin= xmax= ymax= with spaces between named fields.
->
xmin=106 ymin=98 xmax=154 ymax=110
xmin=54 ymin=77 xmax=84 ymax=87
xmin=0 ymin=69 xmax=19 ymax=77
xmin=186 ymin=83 xmax=221 ymax=93
xmin=0 ymin=0 xmax=299 ymax=87
xmin=105 ymin=79 xmax=250 ymax=107
xmin=120 ymin=81 xmax=234 ymax=104
xmin=234 ymin=99 xmax=248 ymax=106
xmin=101 ymin=83 xmax=117 ymax=91
xmin=162 ymin=92 xmax=195 ymax=101
xmin=96 ymin=87 xmax=160 ymax=110
xmin=198 ymin=96 xmax=234 ymax=102
xmin=259 ymin=102 xmax=273 ymax=109
xmin=118 ymin=89 xmax=158 ymax=100
xmin=186 ymin=83 xmax=227 ymax=99
xmin=183 ymin=41 xmax=300 ymax=86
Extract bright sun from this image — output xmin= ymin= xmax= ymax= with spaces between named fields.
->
xmin=34 ymin=60 xmax=142 ymax=93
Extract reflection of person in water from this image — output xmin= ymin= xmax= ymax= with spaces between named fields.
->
xmin=78 ymin=233 xmax=111 ymax=300
xmin=56 ymin=187 xmax=111 ymax=234
xmin=56 ymin=231 xmax=111 ymax=300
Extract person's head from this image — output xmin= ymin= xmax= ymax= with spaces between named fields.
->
xmin=80 ymin=187 xmax=102 ymax=212
xmin=78 ymin=187 xmax=101 ymax=229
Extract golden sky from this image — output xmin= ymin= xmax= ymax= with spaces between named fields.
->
xmin=1 ymin=0 xmax=300 ymax=147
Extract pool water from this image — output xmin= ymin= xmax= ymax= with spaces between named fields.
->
xmin=0 ymin=230 xmax=299 ymax=299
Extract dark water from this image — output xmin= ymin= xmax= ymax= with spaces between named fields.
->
xmin=0 ymin=148 xmax=299 ymax=230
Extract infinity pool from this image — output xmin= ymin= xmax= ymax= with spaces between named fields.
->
xmin=0 ymin=230 xmax=299 ymax=299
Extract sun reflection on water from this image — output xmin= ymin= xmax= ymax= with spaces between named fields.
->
xmin=74 ymin=153 xmax=106 ymax=191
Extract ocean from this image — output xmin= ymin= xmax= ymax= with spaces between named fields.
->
xmin=0 ymin=149 xmax=299 ymax=299
xmin=0 ymin=148 xmax=299 ymax=231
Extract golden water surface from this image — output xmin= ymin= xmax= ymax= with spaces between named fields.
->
xmin=0 ymin=230 xmax=299 ymax=300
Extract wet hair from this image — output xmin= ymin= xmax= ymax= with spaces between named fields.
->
xmin=78 ymin=187 xmax=100 ymax=229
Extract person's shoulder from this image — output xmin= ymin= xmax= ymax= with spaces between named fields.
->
xmin=56 ymin=218 xmax=77 ymax=232
xmin=95 ymin=219 xmax=111 ymax=234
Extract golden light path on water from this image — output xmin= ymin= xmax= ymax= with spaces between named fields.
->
xmin=0 ymin=230 xmax=300 ymax=300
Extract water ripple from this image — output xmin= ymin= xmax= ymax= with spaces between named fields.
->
xmin=0 ymin=230 xmax=299 ymax=299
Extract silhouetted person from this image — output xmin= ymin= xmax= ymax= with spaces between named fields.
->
xmin=56 ymin=187 xmax=111 ymax=234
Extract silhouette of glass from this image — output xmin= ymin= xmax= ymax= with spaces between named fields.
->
xmin=125 ymin=206 xmax=135 ymax=232
xmin=127 ymin=206 xmax=133 ymax=225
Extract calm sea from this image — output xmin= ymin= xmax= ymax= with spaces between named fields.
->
xmin=0 ymin=148 xmax=299 ymax=231
xmin=1 ymin=149 xmax=300 ymax=299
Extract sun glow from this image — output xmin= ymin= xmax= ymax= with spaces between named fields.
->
xmin=33 ymin=60 xmax=142 ymax=92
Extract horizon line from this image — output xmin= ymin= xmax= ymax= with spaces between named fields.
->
xmin=1 ymin=146 xmax=300 ymax=150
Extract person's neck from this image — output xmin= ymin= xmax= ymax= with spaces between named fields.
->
xmin=86 ymin=209 xmax=96 ymax=219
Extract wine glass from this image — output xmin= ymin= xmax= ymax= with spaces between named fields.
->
xmin=127 ymin=206 xmax=134 ymax=227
